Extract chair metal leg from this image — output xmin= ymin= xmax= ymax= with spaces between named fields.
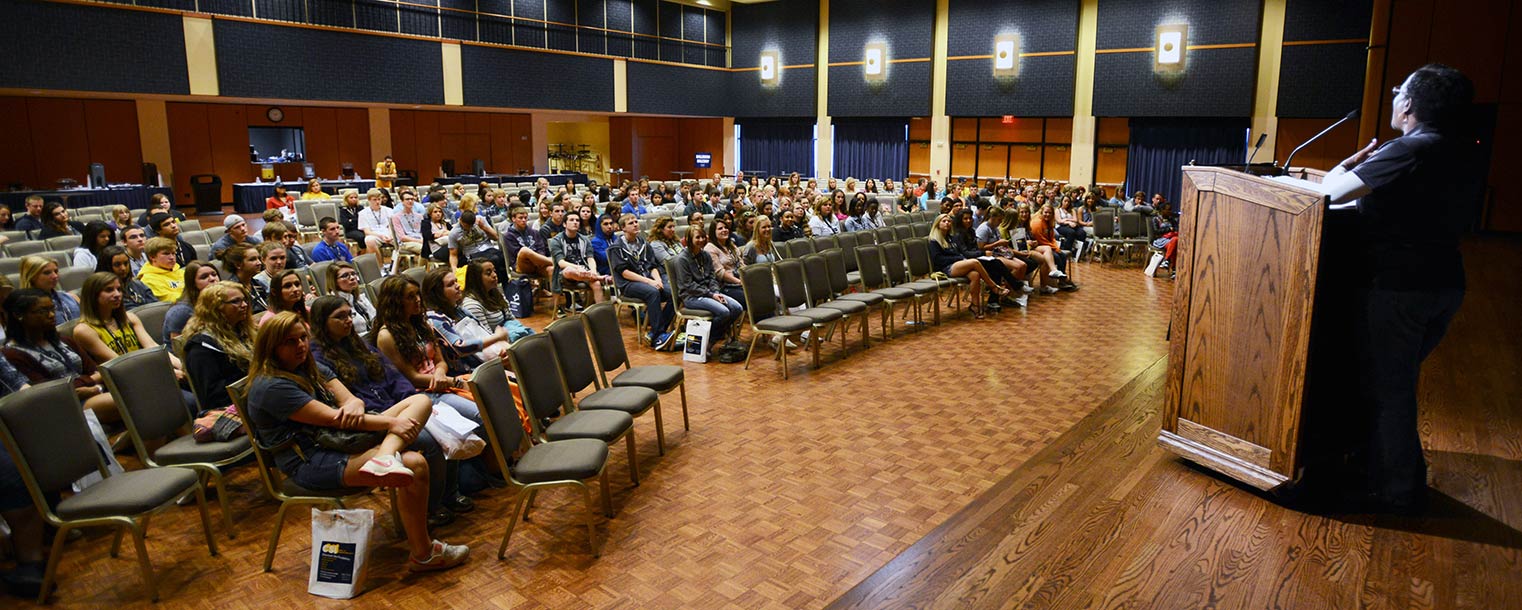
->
xmin=497 ymin=489 xmax=528 ymax=559
xmin=779 ymin=335 xmax=790 ymax=380
xmin=652 ymin=399 xmax=665 ymax=456
xmin=38 ymin=526 xmax=69 ymax=604
xmin=202 ymin=468 xmax=236 ymax=538
xmin=110 ymin=527 xmax=124 ymax=557
xmin=599 ymin=470 xmax=613 ymax=518
xmin=625 ymin=430 xmax=639 ymax=486
xmin=743 ymin=334 xmax=761 ymax=370
xmin=193 ymin=485 xmax=219 ymax=556
xmin=127 ymin=521 xmax=159 ymax=602
xmin=263 ymin=502 xmax=290 ymax=572
xmin=523 ymin=489 xmax=538 ymax=521
xmin=677 ymin=381 xmax=690 ymax=431
xmin=582 ymin=483 xmax=602 ymax=558
xmin=387 ymin=488 xmax=403 ymax=536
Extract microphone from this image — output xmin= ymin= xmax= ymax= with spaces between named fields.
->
xmin=1283 ymin=109 xmax=1359 ymax=173
xmin=1247 ymin=133 xmax=1267 ymax=164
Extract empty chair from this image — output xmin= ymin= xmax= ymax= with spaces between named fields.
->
xmin=0 ymin=229 xmax=28 ymax=245
xmin=308 ymin=260 xmax=333 ymax=293
xmin=42 ymin=250 xmax=71 ymax=270
xmin=0 ymin=257 xmax=21 ymax=276
xmin=132 ymin=301 xmax=174 ymax=340
xmin=893 ymin=224 xmax=917 ymax=242
xmin=546 ymin=315 xmax=666 ymax=455
xmin=785 ymin=238 xmax=814 ymax=258
xmin=505 ymin=333 xmax=639 ymax=485
xmin=100 ymin=347 xmax=248 ymax=537
xmin=193 ymin=243 xmax=213 ymax=263
xmin=582 ymin=302 xmax=690 ymax=431
xmin=7 ymin=240 xmax=46 ymax=257
xmin=809 ymin=235 xmax=837 ymax=254
xmin=800 ymin=254 xmax=873 ymax=350
xmin=0 ymin=378 xmax=218 ymax=603
xmin=737 ymin=264 xmax=813 ymax=379
xmin=774 ymin=259 xmax=846 ymax=365
xmin=853 ymin=245 xmax=919 ymax=337
xmin=180 ymin=230 xmax=210 ymax=247
xmin=203 ymin=225 xmax=226 ymax=244
xmin=873 ymin=227 xmax=896 ymax=245
xmin=468 ymin=358 xmax=613 ymax=558
xmin=881 ymin=242 xmax=939 ymax=325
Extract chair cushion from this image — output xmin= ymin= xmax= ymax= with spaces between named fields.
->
xmin=514 ymin=439 xmax=608 ymax=484
xmin=755 ymin=315 xmax=813 ymax=333
xmin=846 ymin=271 xmax=861 ymax=284
xmin=55 ymin=467 xmax=200 ymax=520
xmin=545 ymin=410 xmax=635 ymax=443
xmin=280 ymin=479 xmax=366 ymax=499
xmin=610 ymin=365 xmax=684 ymax=392
xmin=837 ymin=292 xmax=885 ymax=305
xmin=902 ymin=281 xmax=940 ymax=295
xmin=680 ymin=308 xmax=715 ymax=318
xmin=817 ymin=299 xmax=867 ymax=314
xmin=873 ymin=287 xmax=918 ymax=300
xmin=152 ymin=434 xmax=251 ymax=466
xmin=578 ymin=386 xmax=659 ymax=415
xmin=792 ymin=307 xmax=844 ymax=324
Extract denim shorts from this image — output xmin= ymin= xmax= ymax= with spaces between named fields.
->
xmin=286 ymin=449 xmax=350 ymax=490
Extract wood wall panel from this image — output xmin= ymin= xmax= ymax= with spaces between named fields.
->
xmin=27 ymin=99 xmax=91 ymax=188
xmin=608 ymin=116 xmax=725 ymax=181
xmin=392 ymin=109 xmax=534 ymax=181
xmin=166 ymin=102 xmax=213 ymax=204
xmin=1010 ymin=145 xmax=1041 ymax=180
xmin=0 ymin=98 xmax=38 ymax=188
xmin=335 ymin=108 xmax=371 ymax=174
xmin=389 ymin=110 xmax=417 ymax=174
xmin=82 ymin=100 xmax=144 ymax=184
xmin=674 ymin=117 xmax=723 ymax=178
xmin=303 ymin=106 xmax=340 ymax=178
xmin=412 ymin=110 xmax=443 ymax=179
xmin=1044 ymin=144 xmax=1071 ymax=180
xmin=509 ymin=114 xmax=534 ymax=174
xmin=950 ymin=143 xmax=977 ymax=178
xmin=208 ymin=104 xmax=255 ymax=200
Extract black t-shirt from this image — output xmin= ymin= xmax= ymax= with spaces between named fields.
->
xmin=1350 ymin=126 xmax=1482 ymax=291
xmin=247 ymin=364 xmax=336 ymax=473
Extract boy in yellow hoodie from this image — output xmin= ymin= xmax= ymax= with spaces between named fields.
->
xmin=138 ymin=237 xmax=185 ymax=302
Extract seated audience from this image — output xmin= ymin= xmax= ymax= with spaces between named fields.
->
xmin=147 ymin=212 xmax=196 ymax=268
xmin=14 ymin=195 xmax=45 ymax=234
xmin=741 ymin=215 xmax=781 ymax=265
xmin=211 ymin=215 xmax=262 ymax=260
xmin=503 ymin=206 xmax=553 ymax=281
xmin=675 ymin=226 xmax=743 ymax=354
xmin=324 ymin=261 xmax=377 ymax=336
xmin=299 ymin=178 xmax=328 ymax=201
xmin=647 ymin=217 xmax=683 ymax=264
xmin=808 ymin=195 xmax=841 ymax=237
xmin=447 ymin=210 xmax=504 ymax=273
xmin=18 ymin=255 xmax=80 ymax=324
xmin=73 ymin=221 xmax=115 ymax=271
xmin=162 ymin=261 xmax=218 ymax=344
xmin=137 ymin=237 xmax=185 ymax=303
xmin=608 ymin=214 xmax=676 ymax=348
xmin=703 ymin=220 xmax=746 ymax=304
xmin=95 ymin=245 xmax=158 ymax=310
xmin=421 ymin=202 xmax=453 ymax=264
xmin=266 ymin=184 xmax=297 ymax=221
xmin=181 ymin=281 xmax=255 ymax=411
xmin=72 ymin=272 xmax=196 ymax=412
xmin=2 ymin=288 xmax=115 ymax=421
xmin=547 ymin=213 xmax=609 ymax=306
xmin=224 ymin=243 xmax=270 ymax=315
xmin=311 ymin=217 xmax=356 ymax=263
xmin=459 ymin=260 xmax=534 ymax=344
xmin=257 ymin=269 xmax=310 ymax=327
xmin=38 ymin=202 xmax=85 ymax=239
xmin=421 ymin=267 xmax=510 ymax=367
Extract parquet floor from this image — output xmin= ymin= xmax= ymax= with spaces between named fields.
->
xmin=12 ymin=250 xmax=1175 ymax=608
xmin=831 ymin=235 xmax=1522 ymax=609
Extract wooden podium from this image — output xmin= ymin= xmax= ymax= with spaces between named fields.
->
xmin=1158 ymin=166 xmax=1339 ymax=491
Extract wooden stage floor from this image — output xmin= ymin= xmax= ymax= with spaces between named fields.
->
xmin=17 ymin=236 xmax=1519 ymax=609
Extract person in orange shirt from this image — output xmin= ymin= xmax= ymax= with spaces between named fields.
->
xmin=265 ymin=184 xmax=296 ymax=221
xmin=1028 ymin=203 xmax=1077 ymax=290
xmin=375 ymin=155 xmax=398 ymax=189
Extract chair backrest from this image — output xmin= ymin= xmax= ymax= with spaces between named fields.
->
xmin=402 ymin=265 xmax=426 ymax=286
xmin=204 ymin=225 xmax=226 ymax=243
xmin=834 ymin=233 xmax=858 ymax=260
xmin=740 ymin=263 xmax=781 ymax=320
xmin=42 ymin=250 xmax=71 ymax=270
xmin=821 ymin=248 xmax=853 ymax=295
xmin=800 ymin=254 xmax=835 ymax=307
xmin=1119 ymin=212 xmax=1144 ymax=238
xmin=912 ymin=222 xmax=931 ymax=237
xmin=581 ymin=302 xmax=630 ymax=378
xmin=786 ymin=238 xmax=814 ymax=257
xmin=544 ymin=315 xmax=603 ymax=395
xmin=0 ymin=257 xmax=20 ymax=276
xmin=99 ymin=346 xmax=187 ymax=451
xmin=314 ymin=203 xmax=339 ymax=226
xmin=353 ymin=253 xmax=383 ymax=283
xmin=46 ymin=235 xmax=81 ymax=251
xmin=882 ymin=241 xmax=912 ymax=285
xmin=227 ymin=377 xmax=296 ymax=499
xmin=773 ymin=259 xmax=811 ymax=310
xmin=503 ymin=333 xmax=574 ymax=423
xmin=295 ymin=202 xmax=317 ymax=227
xmin=466 ymin=358 xmax=527 ymax=468
xmin=133 ymin=301 xmax=174 ymax=340
xmin=809 ymin=235 xmax=837 ymax=254
xmin=902 ymin=238 xmax=934 ymax=277
xmin=1093 ymin=212 xmax=1115 ymax=237
xmin=193 ymin=243 xmax=212 ymax=262
xmin=7 ymin=240 xmax=46 ymax=257
xmin=854 ymin=245 xmax=888 ymax=289
xmin=893 ymin=224 xmax=916 ymax=242
xmin=663 ymin=256 xmax=687 ymax=303
xmin=0 ymin=377 xmax=100 ymax=498
xmin=873 ymin=227 xmax=896 ymax=244
xmin=775 ymin=240 xmax=795 ymax=259
xmin=886 ymin=214 xmax=907 ymax=226
xmin=308 ymin=260 xmax=333 ymax=293
xmin=181 ymin=230 xmax=209 ymax=247
xmin=0 ymin=230 xmax=27 ymax=244
xmin=367 ymin=278 xmax=385 ymax=303
xmin=59 ymin=266 xmax=91 ymax=292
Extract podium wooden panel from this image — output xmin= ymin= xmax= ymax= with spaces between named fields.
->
xmin=1159 ymin=166 xmax=1329 ymax=490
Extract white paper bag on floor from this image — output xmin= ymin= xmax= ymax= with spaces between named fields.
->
xmin=683 ymin=318 xmax=711 ymax=363
xmin=1144 ymin=252 xmax=1165 ymax=277
xmin=427 ymin=402 xmax=486 ymax=459
xmin=309 ymin=508 xmax=374 ymax=599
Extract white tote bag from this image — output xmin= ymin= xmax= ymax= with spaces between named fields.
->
xmin=425 ymin=402 xmax=486 ymax=459
xmin=683 ymin=318 xmax=711 ymax=363
xmin=308 ymin=508 xmax=375 ymax=599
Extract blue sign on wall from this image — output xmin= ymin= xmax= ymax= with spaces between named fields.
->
xmin=695 ymin=152 xmax=712 ymax=168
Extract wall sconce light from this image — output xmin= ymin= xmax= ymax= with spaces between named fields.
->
xmin=760 ymin=50 xmax=779 ymax=86
xmin=1155 ymin=24 xmax=1187 ymax=72
xmin=864 ymin=42 xmax=887 ymax=83
xmin=993 ymin=34 xmax=1019 ymax=78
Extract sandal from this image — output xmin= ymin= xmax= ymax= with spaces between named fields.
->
xmin=971 ymin=306 xmax=986 ymax=320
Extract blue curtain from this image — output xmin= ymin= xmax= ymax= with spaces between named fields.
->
xmin=832 ymin=118 xmax=908 ymax=181
xmin=737 ymin=119 xmax=814 ymax=178
xmin=1125 ymin=118 xmax=1249 ymax=207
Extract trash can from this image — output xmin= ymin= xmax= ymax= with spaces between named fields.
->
xmin=190 ymin=174 xmax=222 ymax=215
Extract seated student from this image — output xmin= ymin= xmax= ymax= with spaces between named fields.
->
xmin=323 ymin=261 xmax=377 ymax=337
xmin=17 ymin=255 xmax=80 ymax=324
xmin=310 ymin=216 xmax=356 ymax=263
xmin=72 ymin=271 xmax=197 ymax=411
xmin=503 ymin=205 xmax=553 ymax=281
xmin=147 ymin=212 xmax=197 ymax=268
xmin=547 ymin=213 xmax=610 ymax=307
xmin=807 ymin=195 xmax=841 ymax=237
xmin=210 ymin=215 xmax=262 ymax=260
xmin=1029 ymin=203 xmax=1078 ymax=291
xmin=683 ymin=191 xmax=715 ymax=217
xmin=1004 ymin=205 xmax=1064 ymax=294
xmin=38 ymin=201 xmax=85 ymax=239
xmin=646 ymin=217 xmax=683 ymax=265
xmin=14 ymin=195 xmax=46 ymax=234
xmin=299 ymin=178 xmax=328 ymax=201
xmin=370 ymin=277 xmax=483 ymax=427
xmin=843 ymin=193 xmax=884 ymax=232
xmin=938 ymin=213 xmax=1019 ymax=317
xmin=2 ymin=288 xmax=117 ymax=422
xmin=252 ymin=241 xmax=289 ymax=290
xmin=162 ymin=261 xmax=218 ymax=345
xmin=675 ymin=226 xmax=743 ymax=354
xmin=1054 ymin=196 xmax=1089 ymax=253
xmin=589 ymin=214 xmax=618 ymax=276
xmin=774 ymin=209 xmax=805 ymax=243
xmin=337 ymin=189 xmax=366 ymax=248
xmin=741 ymin=215 xmax=782 ymax=265
xmin=358 ymin=188 xmax=396 ymax=255
xmin=608 ymin=214 xmax=676 ymax=348
xmin=96 ymin=245 xmax=158 ymax=310
xmin=1150 ymin=201 xmax=1179 ymax=273
xmin=447 ymin=210 xmax=504 ymax=274
xmin=181 ymin=281 xmax=256 ymax=412
xmin=536 ymin=199 xmax=567 ymax=242
xmin=459 ymin=260 xmax=534 ymax=344
xmin=73 ymin=221 xmax=115 ymax=271
xmin=420 ymin=267 xmax=511 ymax=368
xmin=421 ymin=203 xmax=453 ymax=265
xmin=265 ymin=184 xmax=297 ymax=222
xmin=246 ymin=312 xmax=469 ymax=571
xmin=224 ymin=243 xmax=270 ymax=316
xmin=391 ymin=190 xmax=427 ymax=259
xmin=1123 ymin=190 xmax=1154 ymax=214
xmin=274 ymin=221 xmax=311 ymax=269
xmin=477 ymin=189 xmax=506 ymax=226
xmin=137 ymin=237 xmax=185 ymax=303
xmin=257 ymin=269 xmax=309 ymax=327
xmin=308 ymin=296 xmax=469 ymax=527
xmin=972 ymin=207 xmax=1036 ymax=300
xmin=703 ymin=220 xmax=747 ymax=305
xmin=120 ymin=224 xmax=150 ymax=277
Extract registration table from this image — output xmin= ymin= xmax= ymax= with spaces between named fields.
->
xmin=434 ymin=172 xmax=587 ymax=187
xmin=232 ymin=179 xmax=376 ymax=213
xmin=1 ymin=185 xmax=172 ymax=211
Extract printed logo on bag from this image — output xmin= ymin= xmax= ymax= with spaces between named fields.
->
xmin=316 ymin=541 xmax=357 ymax=584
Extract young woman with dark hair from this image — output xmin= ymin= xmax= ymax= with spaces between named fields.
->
xmin=73 ymin=221 xmax=115 ymax=270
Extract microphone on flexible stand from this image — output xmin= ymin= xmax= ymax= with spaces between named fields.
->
xmin=1247 ymin=132 xmax=1268 ymax=164
xmin=1282 ymin=109 xmax=1359 ymax=176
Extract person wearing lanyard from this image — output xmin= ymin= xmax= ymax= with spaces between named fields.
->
xmin=807 ymin=194 xmax=839 ymax=237
xmin=1315 ymin=63 xmax=1480 ymax=514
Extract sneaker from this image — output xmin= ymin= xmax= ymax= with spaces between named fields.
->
xmin=1021 ymin=283 xmax=1035 ymax=294
xmin=1013 ymin=294 xmax=1029 ymax=308
xmin=985 ymin=301 xmax=1003 ymax=312
xmin=409 ymin=539 xmax=470 ymax=573
xmin=360 ymin=452 xmax=414 ymax=484
xmin=1048 ymin=269 xmax=1067 ymax=279
xmin=1041 ymin=285 xmax=1059 ymax=294
xmin=1060 ymin=282 xmax=1080 ymax=292
xmin=653 ymin=332 xmax=675 ymax=350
